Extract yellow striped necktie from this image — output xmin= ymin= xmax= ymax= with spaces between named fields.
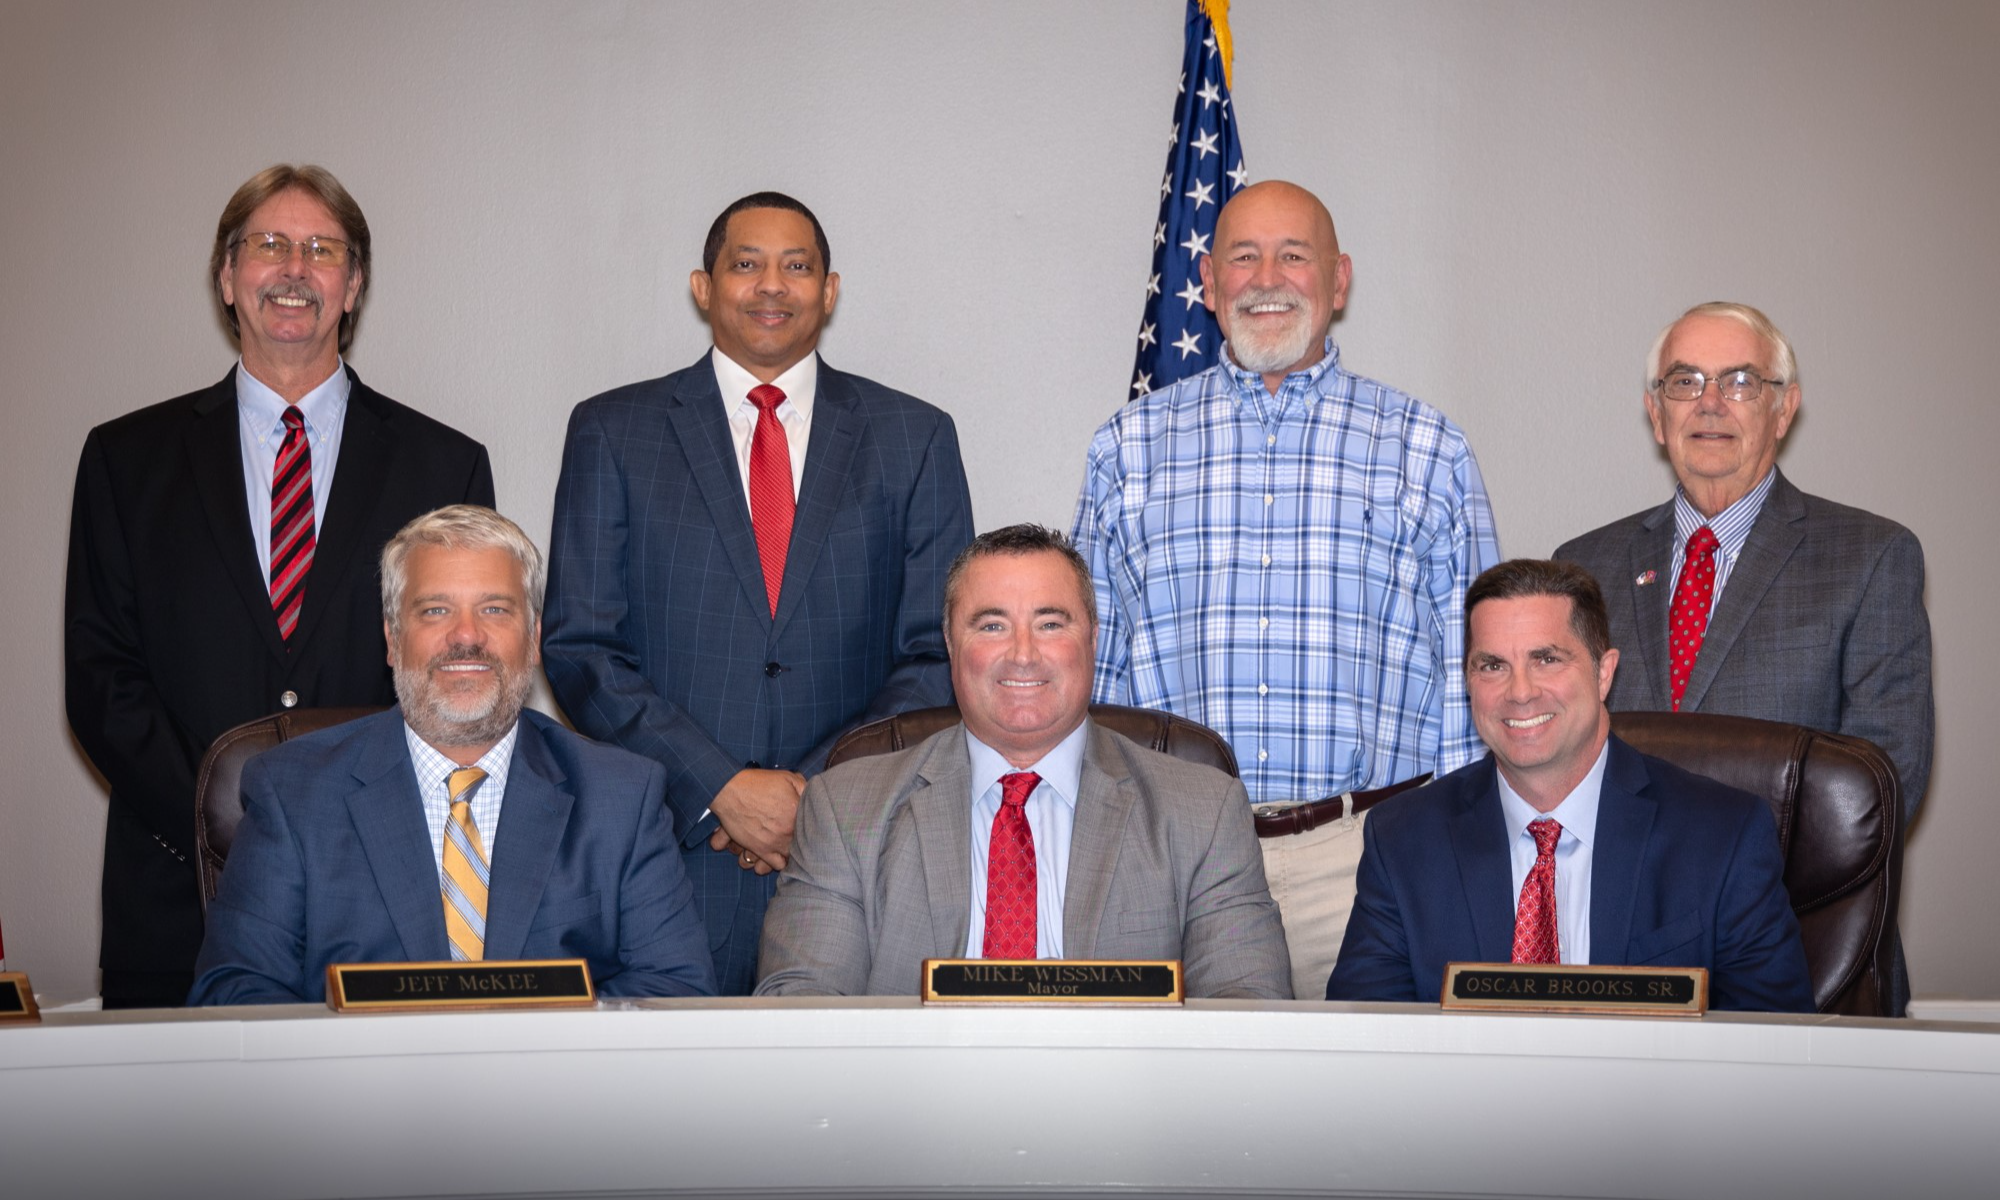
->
xmin=441 ymin=767 xmax=490 ymax=962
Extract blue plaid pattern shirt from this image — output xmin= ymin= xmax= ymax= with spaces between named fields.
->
xmin=1071 ymin=339 xmax=1501 ymax=804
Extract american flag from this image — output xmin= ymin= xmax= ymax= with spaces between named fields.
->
xmin=1129 ymin=0 xmax=1248 ymax=400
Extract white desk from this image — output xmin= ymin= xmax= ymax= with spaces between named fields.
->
xmin=3 ymin=998 xmax=1996 ymax=1197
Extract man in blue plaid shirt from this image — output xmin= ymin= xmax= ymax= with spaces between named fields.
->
xmin=1072 ymin=181 xmax=1501 ymax=998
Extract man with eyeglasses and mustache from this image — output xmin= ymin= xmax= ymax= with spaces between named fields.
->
xmin=1555 ymin=302 xmax=1933 ymax=1011
xmin=66 ymin=164 xmax=493 ymax=1009
xmin=1071 ymin=181 xmax=1500 ymax=999
xmin=190 ymin=507 xmax=714 ymax=1004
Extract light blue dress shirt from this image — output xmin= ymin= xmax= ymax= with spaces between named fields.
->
xmin=405 ymin=723 xmax=520 ymax=883
xmin=1496 ymin=740 xmax=1610 ymax=965
xmin=235 ymin=360 xmax=349 ymax=588
xmin=962 ymin=722 xmax=1087 ymax=959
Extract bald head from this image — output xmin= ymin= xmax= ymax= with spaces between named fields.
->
xmin=1200 ymin=180 xmax=1351 ymax=391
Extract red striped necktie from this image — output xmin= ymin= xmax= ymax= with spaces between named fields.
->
xmin=269 ymin=406 xmax=316 ymax=641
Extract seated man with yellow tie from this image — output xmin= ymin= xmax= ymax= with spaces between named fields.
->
xmin=754 ymin=524 xmax=1291 ymax=999
xmin=190 ymin=506 xmax=715 ymax=1004
xmin=1326 ymin=559 xmax=1813 ymax=1011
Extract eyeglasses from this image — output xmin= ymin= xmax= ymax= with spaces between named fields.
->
xmin=232 ymin=231 xmax=353 ymax=268
xmin=1653 ymin=368 xmax=1783 ymax=404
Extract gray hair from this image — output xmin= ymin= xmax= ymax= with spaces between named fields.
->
xmin=380 ymin=505 xmax=545 ymax=634
xmin=942 ymin=524 xmax=1094 ymax=633
xmin=1645 ymin=301 xmax=1800 ymax=399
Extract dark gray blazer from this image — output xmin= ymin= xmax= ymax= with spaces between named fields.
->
xmin=754 ymin=720 xmax=1292 ymax=999
xmin=1556 ymin=469 xmax=1933 ymax=817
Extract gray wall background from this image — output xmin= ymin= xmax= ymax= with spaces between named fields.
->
xmin=4 ymin=0 xmax=1994 ymax=1001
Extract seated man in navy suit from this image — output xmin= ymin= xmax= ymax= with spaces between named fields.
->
xmin=190 ymin=506 xmax=716 ymax=1003
xmin=1327 ymin=558 xmax=1812 ymax=1012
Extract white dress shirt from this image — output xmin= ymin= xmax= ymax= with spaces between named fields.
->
xmin=236 ymin=359 xmax=349 ymax=588
xmin=1496 ymin=739 xmax=1610 ymax=965
xmin=711 ymin=349 xmax=815 ymax=505
xmin=962 ymin=723 xmax=1088 ymax=959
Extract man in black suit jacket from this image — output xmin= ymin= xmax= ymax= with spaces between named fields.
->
xmin=543 ymin=192 xmax=973 ymax=993
xmin=65 ymin=164 xmax=493 ymax=1008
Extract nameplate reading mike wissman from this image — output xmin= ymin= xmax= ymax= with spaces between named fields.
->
xmin=922 ymin=959 xmax=1183 ymax=1005
xmin=325 ymin=959 xmax=595 ymax=1013
xmin=0 ymin=973 xmax=40 ymax=1023
xmin=1440 ymin=962 xmax=1708 ymax=1017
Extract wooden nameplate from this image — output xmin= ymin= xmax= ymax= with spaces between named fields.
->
xmin=1440 ymin=962 xmax=1707 ymax=1017
xmin=0 ymin=973 xmax=39 ymax=1023
xmin=921 ymin=959 xmax=1183 ymax=1004
xmin=326 ymin=959 xmax=595 ymax=1013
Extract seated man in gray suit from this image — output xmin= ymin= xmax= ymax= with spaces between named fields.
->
xmin=190 ymin=506 xmax=715 ymax=1003
xmin=755 ymin=524 xmax=1290 ymax=998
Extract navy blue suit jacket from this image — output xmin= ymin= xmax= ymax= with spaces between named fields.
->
xmin=541 ymin=355 xmax=973 ymax=993
xmin=1327 ymin=736 xmax=1814 ymax=1012
xmin=189 ymin=708 xmax=716 ymax=1004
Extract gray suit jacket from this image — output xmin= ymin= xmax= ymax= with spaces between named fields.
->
xmin=1556 ymin=469 xmax=1933 ymax=817
xmin=754 ymin=720 xmax=1291 ymax=998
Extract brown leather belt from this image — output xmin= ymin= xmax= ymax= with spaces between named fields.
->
xmin=1253 ymin=774 xmax=1433 ymax=839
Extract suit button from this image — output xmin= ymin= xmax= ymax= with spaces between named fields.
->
xmin=764 ymin=662 xmax=784 ymax=678
xmin=280 ymin=690 xmax=299 ymax=708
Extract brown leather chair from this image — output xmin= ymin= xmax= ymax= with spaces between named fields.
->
xmin=1611 ymin=710 xmax=1901 ymax=1016
xmin=193 ymin=706 xmax=385 ymax=909
xmin=827 ymin=703 xmax=1239 ymax=777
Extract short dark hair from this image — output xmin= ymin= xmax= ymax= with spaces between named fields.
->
xmin=1465 ymin=559 xmax=1613 ymax=662
xmin=942 ymin=524 xmax=1094 ymax=633
xmin=209 ymin=164 xmax=371 ymax=352
xmin=701 ymin=191 xmax=831 ymax=276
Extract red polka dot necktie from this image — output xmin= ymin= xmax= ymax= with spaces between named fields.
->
xmin=1668 ymin=526 xmax=1720 ymax=712
xmin=981 ymin=771 xmax=1041 ymax=959
xmin=746 ymin=383 xmax=794 ymax=616
xmin=269 ymin=406 xmax=315 ymax=641
xmin=1511 ymin=818 xmax=1563 ymax=964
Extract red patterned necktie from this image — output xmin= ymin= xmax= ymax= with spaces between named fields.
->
xmin=981 ymin=771 xmax=1041 ymax=959
xmin=269 ymin=406 xmax=316 ymax=641
xmin=1668 ymin=526 xmax=1720 ymax=711
xmin=746 ymin=383 xmax=794 ymax=616
xmin=1511 ymin=818 xmax=1563 ymax=964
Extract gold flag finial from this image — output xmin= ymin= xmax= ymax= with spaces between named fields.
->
xmin=1199 ymin=0 xmax=1235 ymax=90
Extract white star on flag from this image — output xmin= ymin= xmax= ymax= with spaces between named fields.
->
xmin=1176 ymin=278 xmax=1205 ymax=310
xmin=1173 ymin=329 xmax=1203 ymax=359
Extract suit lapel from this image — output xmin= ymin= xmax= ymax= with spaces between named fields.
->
xmin=1589 ymin=737 xmax=1656 ymax=964
xmin=1626 ymin=503 xmax=1676 ymax=707
xmin=289 ymin=370 xmax=391 ymax=653
xmin=773 ymin=361 xmax=860 ymax=635
xmin=343 ymin=712 xmax=450 ymax=959
xmin=666 ymin=359 xmax=772 ymax=624
xmin=186 ymin=371 xmax=290 ymax=664
xmin=908 ymin=727 xmax=974 ymax=956
xmin=1448 ymin=762 xmax=1516 ymax=962
xmin=1063 ymin=724 xmax=1134 ymax=959
xmin=1683 ymin=473 xmax=1805 ymax=712
xmin=482 ymin=719 xmax=575 ymax=960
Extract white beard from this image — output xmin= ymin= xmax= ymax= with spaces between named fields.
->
xmin=1225 ymin=285 xmax=1323 ymax=375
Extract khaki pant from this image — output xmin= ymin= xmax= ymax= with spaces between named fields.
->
xmin=1257 ymin=807 xmax=1369 ymax=1001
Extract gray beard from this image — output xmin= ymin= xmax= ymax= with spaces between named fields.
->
xmin=1224 ymin=288 xmax=1323 ymax=375
xmin=394 ymin=656 xmax=529 ymax=751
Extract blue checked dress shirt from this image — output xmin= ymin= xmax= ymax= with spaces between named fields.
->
xmin=1072 ymin=339 xmax=1501 ymax=804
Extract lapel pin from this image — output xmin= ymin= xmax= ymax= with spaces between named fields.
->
xmin=1635 ymin=570 xmax=1657 ymax=586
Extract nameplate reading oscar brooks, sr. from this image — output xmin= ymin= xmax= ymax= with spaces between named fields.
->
xmin=921 ymin=959 xmax=1183 ymax=1004
xmin=0 ymin=973 xmax=40 ymax=1023
xmin=1440 ymin=962 xmax=1707 ymax=1017
xmin=325 ymin=959 xmax=596 ymax=1013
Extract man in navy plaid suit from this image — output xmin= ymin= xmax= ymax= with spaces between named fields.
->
xmin=543 ymin=192 xmax=974 ymax=993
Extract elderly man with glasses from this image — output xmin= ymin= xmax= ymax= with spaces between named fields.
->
xmin=1554 ymin=301 xmax=1933 ymax=1010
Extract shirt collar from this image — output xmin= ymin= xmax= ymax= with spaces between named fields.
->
xmin=964 ymin=720 xmax=1088 ymax=812
xmin=1495 ymin=738 xmax=1610 ymax=849
xmin=402 ymin=717 xmax=521 ymax=802
xmin=235 ymin=358 xmax=350 ymax=442
xmin=1217 ymin=336 xmax=1341 ymax=425
xmin=711 ymin=348 xmax=818 ymax=421
xmin=1673 ymin=467 xmax=1777 ymax=561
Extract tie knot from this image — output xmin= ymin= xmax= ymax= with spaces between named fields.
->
xmin=447 ymin=767 xmax=487 ymax=806
xmin=1529 ymin=818 xmax=1562 ymax=855
xmin=999 ymin=771 xmax=1041 ymax=809
xmin=1686 ymin=526 xmax=1719 ymax=557
xmin=748 ymin=383 xmax=786 ymax=414
xmin=281 ymin=406 xmax=306 ymax=433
